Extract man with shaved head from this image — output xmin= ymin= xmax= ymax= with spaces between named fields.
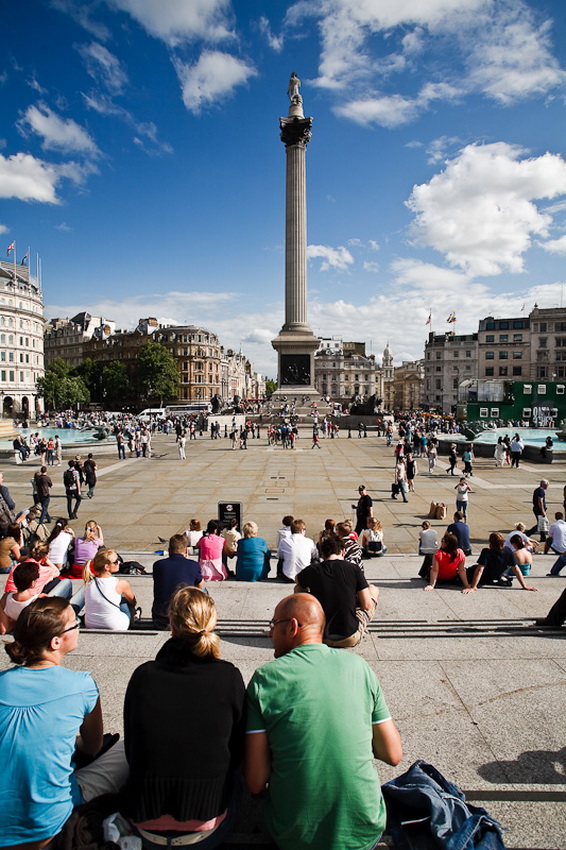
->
xmin=245 ymin=594 xmax=402 ymax=850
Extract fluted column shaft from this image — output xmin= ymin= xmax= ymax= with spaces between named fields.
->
xmin=285 ymin=144 xmax=308 ymax=329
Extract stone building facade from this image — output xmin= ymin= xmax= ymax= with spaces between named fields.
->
xmin=0 ymin=260 xmax=44 ymax=418
xmin=392 ymin=360 xmax=424 ymax=411
xmin=44 ymin=313 xmax=116 ymax=368
xmin=314 ymin=338 xmax=381 ymax=403
xmin=477 ymin=316 xmax=530 ymax=381
xmin=528 ymin=305 xmax=566 ymax=381
xmin=423 ymin=332 xmax=479 ymax=413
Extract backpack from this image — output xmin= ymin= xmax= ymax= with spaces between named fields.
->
xmin=63 ymin=468 xmax=75 ymax=489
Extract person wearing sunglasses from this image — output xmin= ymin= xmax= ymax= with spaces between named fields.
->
xmin=0 ymin=597 xmax=127 ymax=848
xmin=82 ymin=549 xmax=137 ymax=630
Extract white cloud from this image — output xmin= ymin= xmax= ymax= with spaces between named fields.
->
xmin=82 ymin=93 xmax=173 ymax=155
xmin=289 ymin=0 xmax=564 ymax=128
xmin=336 ymin=94 xmax=420 ymax=128
xmin=110 ymin=0 xmax=234 ymax=46
xmin=0 ymin=152 xmax=97 ymax=203
xmin=76 ymin=42 xmax=128 ymax=94
xmin=369 ymin=240 xmax=379 ymax=251
xmin=258 ymin=16 xmax=283 ymax=51
xmin=0 ymin=224 xmax=8 ymax=235
xmin=540 ymin=235 xmax=566 ymax=256
xmin=363 ymin=261 xmax=379 ymax=273
xmin=406 ymin=143 xmax=566 ymax=276
xmin=56 ymin=222 xmax=72 ymax=232
xmin=0 ymin=152 xmax=62 ymax=203
xmin=176 ymin=51 xmax=256 ymax=113
xmin=307 ymin=244 xmax=354 ymax=271
xmin=50 ymin=0 xmax=111 ymax=40
xmin=426 ymin=135 xmax=462 ymax=164
xmin=466 ymin=7 xmax=565 ymax=104
xmin=18 ymin=103 xmax=100 ymax=156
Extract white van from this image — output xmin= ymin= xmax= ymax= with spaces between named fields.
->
xmin=139 ymin=408 xmax=167 ymax=421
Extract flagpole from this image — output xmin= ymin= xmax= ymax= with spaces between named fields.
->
xmin=12 ymin=240 xmax=16 ymax=286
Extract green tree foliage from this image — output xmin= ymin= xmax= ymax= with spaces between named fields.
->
xmin=102 ymin=361 xmax=132 ymax=407
xmin=265 ymin=378 xmax=277 ymax=396
xmin=73 ymin=358 xmax=104 ymax=403
xmin=37 ymin=359 xmax=90 ymax=410
xmin=137 ymin=341 xmax=178 ymax=404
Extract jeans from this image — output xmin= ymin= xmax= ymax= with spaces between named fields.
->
xmin=66 ymin=491 xmax=80 ymax=519
xmin=39 ymin=495 xmax=51 ymax=524
xmin=549 ymin=553 xmax=566 ymax=576
xmin=456 ymin=499 xmax=468 ymax=519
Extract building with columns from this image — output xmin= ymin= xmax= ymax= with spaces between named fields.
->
xmin=314 ymin=338 xmax=381 ymax=403
xmin=392 ymin=360 xmax=425 ymax=411
xmin=423 ymin=331 xmax=479 ymax=412
xmin=0 ymin=259 xmax=44 ymax=418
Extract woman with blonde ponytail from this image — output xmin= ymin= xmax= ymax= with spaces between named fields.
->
xmin=123 ymin=586 xmax=245 ymax=849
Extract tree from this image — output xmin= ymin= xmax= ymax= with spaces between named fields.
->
xmin=101 ymin=361 xmax=133 ymax=407
xmin=137 ymin=341 xmax=178 ymax=405
xmin=37 ymin=359 xmax=90 ymax=410
xmin=265 ymin=378 xmax=277 ymax=397
xmin=73 ymin=358 xmax=104 ymax=403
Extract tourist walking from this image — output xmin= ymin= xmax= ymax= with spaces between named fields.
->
xmin=494 ymin=437 xmax=506 ymax=467
xmin=455 ymin=477 xmax=472 ymax=520
xmin=462 ymin=443 xmax=474 ymax=476
xmin=83 ymin=453 xmax=97 ymax=499
xmin=446 ymin=443 xmax=458 ymax=475
xmin=510 ymin=434 xmax=524 ymax=468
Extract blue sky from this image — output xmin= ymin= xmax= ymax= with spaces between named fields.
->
xmin=2 ymin=0 xmax=566 ymax=378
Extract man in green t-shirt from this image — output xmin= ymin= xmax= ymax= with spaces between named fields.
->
xmin=245 ymin=594 xmax=402 ymax=850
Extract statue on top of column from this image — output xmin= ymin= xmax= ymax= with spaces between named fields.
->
xmin=288 ymin=72 xmax=302 ymax=105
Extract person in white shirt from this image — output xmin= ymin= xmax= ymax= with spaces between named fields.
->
xmin=545 ymin=512 xmax=566 ymax=555
xmin=277 ymin=519 xmax=318 ymax=582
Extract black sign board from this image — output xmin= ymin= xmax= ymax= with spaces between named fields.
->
xmin=218 ymin=501 xmax=242 ymax=531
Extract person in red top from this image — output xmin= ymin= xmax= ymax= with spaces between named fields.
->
xmin=424 ymin=532 xmax=471 ymax=591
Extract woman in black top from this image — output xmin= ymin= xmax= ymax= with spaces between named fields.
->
xmin=124 ymin=586 xmax=245 ymax=849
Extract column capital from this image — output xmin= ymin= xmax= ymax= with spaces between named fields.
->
xmin=279 ymin=116 xmax=313 ymax=149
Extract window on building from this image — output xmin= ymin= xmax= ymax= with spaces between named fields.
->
xmin=499 ymin=351 xmax=508 ymax=359
xmin=556 ymin=351 xmax=566 ymax=361
xmin=557 ymin=367 xmax=566 ymax=378
xmin=557 ymin=384 xmax=565 ymax=394
xmin=486 ymin=322 xmax=495 ymax=330
xmin=513 ymin=334 xmax=523 ymax=342
xmin=435 ymin=379 xmax=441 ymax=389
xmin=537 ymin=384 xmax=547 ymax=394
xmin=9 ymin=371 xmax=14 ymax=381
xmin=537 ymin=367 xmax=548 ymax=378
xmin=452 ymin=378 xmax=458 ymax=388
xmin=556 ymin=322 xmax=566 ymax=332
xmin=465 ymin=365 xmax=471 ymax=371
xmin=485 ymin=334 xmax=495 ymax=343
xmin=539 ymin=337 xmax=548 ymax=348
xmin=485 ymin=351 xmax=494 ymax=360
xmin=499 ymin=334 xmax=508 ymax=342
xmin=453 ymin=351 xmax=459 ymax=358
xmin=513 ymin=350 xmax=522 ymax=359
xmin=435 ymin=366 xmax=441 ymax=372
xmin=512 ymin=366 xmax=522 ymax=376
xmin=436 ymin=352 xmax=441 ymax=359
xmin=499 ymin=366 xmax=508 ymax=376
xmin=485 ymin=367 xmax=494 ymax=376
xmin=513 ymin=320 xmax=525 ymax=329
xmin=480 ymin=407 xmax=488 ymax=417
xmin=556 ymin=338 xmax=566 ymax=347
xmin=540 ymin=323 xmax=547 ymax=332
xmin=499 ymin=321 xmax=509 ymax=329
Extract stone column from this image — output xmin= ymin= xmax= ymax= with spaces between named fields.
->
xmin=271 ymin=75 xmax=320 ymax=399
xmin=282 ymin=119 xmax=311 ymax=330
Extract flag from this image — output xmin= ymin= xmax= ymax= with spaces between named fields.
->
xmin=425 ymin=312 xmax=431 ymax=325
xmin=447 ymin=312 xmax=456 ymax=323
xmin=20 ymin=249 xmax=29 ymax=265
xmin=6 ymin=241 xmax=15 ymax=256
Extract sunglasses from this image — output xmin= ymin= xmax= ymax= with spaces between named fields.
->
xmin=60 ymin=618 xmax=80 ymax=634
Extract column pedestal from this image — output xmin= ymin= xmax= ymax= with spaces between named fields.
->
xmin=271 ymin=328 xmax=320 ymax=400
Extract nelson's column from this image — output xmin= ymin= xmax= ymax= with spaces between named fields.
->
xmin=271 ymin=72 xmax=320 ymax=399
